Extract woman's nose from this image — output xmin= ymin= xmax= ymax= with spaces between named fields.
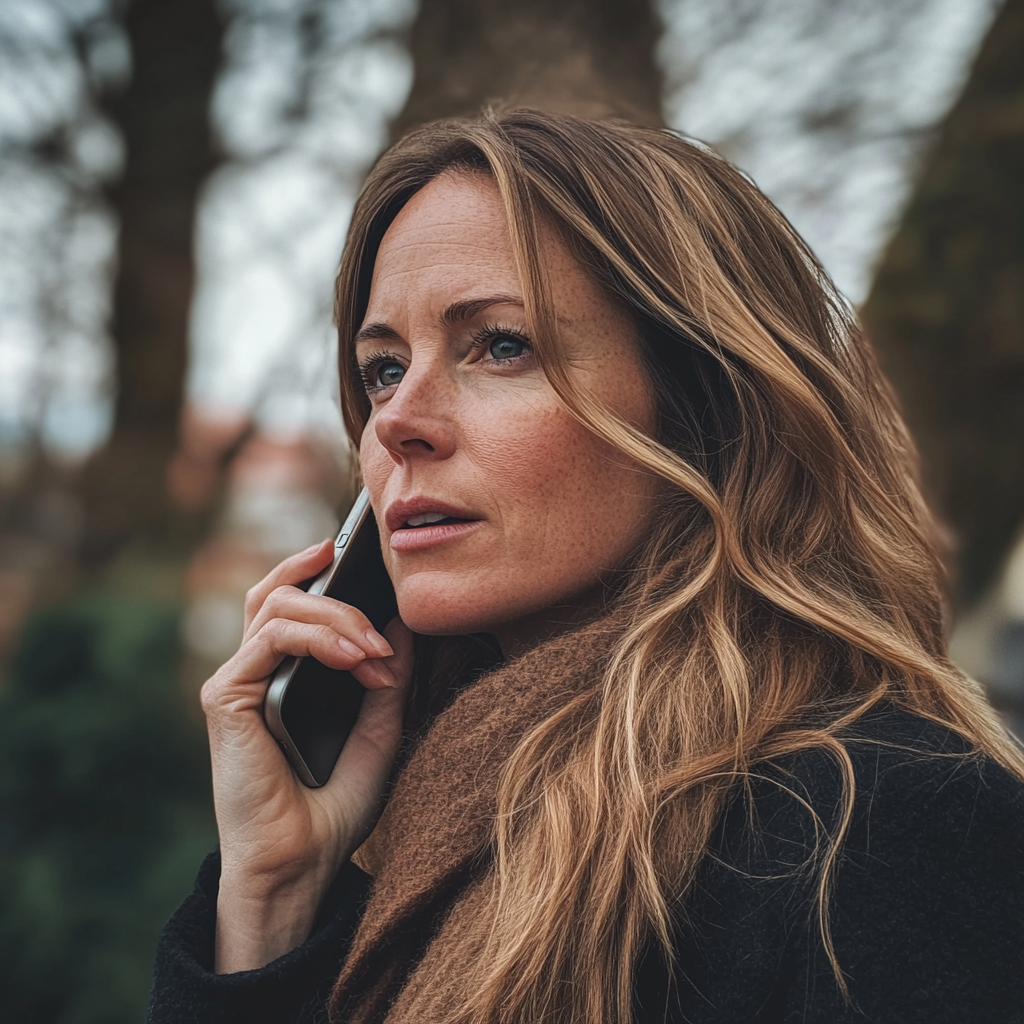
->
xmin=372 ymin=363 xmax=457 ymax=462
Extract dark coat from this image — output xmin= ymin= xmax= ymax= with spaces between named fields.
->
xmin=147 ymin=707 xmax=1024 ymax=1023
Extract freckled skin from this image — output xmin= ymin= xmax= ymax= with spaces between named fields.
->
xmin=358 ymin=172 xmax=659 ymax=646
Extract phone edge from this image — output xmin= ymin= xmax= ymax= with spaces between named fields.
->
xmin=261 ymin=489 xmax=375 ymax=789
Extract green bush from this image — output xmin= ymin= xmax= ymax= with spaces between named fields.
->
xmin=0 ymin=598 xmax=215 ymax=1023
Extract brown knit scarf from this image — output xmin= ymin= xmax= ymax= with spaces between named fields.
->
xmin=328 ymin=614 xmax=624 ymax=1024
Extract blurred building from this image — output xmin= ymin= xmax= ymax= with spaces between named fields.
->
xmin=170 ymin=402 xmax=350 ymax=681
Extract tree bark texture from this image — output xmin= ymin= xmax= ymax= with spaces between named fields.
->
xmin=392 ymin=0 xmax=665 ymax=137
xmin=862 ymin=0 xmax=1024 ymax=605
xmin=80 ymin=0 xmax=223 ymax=562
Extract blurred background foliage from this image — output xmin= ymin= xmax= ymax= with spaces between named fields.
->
xmin=0 ymin=599 xmax=211 ymax=1021
xmin=0 ymin=0 xmax=1021 ymax=1019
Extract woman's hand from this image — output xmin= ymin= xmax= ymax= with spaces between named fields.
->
xmin=200 ymin=539 xmax=413 ymax=974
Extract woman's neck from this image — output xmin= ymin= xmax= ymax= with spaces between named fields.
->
xmin=490 ymin=587 xmax=609 ymax=659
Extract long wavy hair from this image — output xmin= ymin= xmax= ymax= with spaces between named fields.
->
xmin=334 ymin=109 xmax=1024 ymax=1023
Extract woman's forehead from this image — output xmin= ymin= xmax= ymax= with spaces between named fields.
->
xmin=365 ymin=174 xmax=519 ymax=315
xmin=379 ymin=173 xmax=510 ymax=262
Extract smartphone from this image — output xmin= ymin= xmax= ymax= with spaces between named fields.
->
xmin=263 ymin=489 xmax=397 ymax=788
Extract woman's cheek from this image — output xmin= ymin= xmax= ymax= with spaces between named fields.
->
xmin=358 ymin=433 xmax=389 ymax=506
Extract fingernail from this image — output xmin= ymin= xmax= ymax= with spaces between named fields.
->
xmin=362 ymin=659 xmax=396 ymax=689
xmin=338 ymin=637 xmax=365 ymax=660
xmin=300 ymin=540 xmax=326 ymax=555
xmin=364 ymin=630 xmax=393 ymax=658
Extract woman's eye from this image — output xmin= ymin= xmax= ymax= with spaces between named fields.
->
xmin=375 ymin=361 xmax=405 ymax=387
xmin=488 ymin=335 xmax=527 ymax=360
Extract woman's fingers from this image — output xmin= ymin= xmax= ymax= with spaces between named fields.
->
xmin=244 ymin=585 xmax=393 ymax=661
xmin=242 ymin=539 xmax=335 ymax=632
xmin=202 ymin=617 xmax=394 ymax=727
xmin=346 ymin=616 xmax=413 ymax=695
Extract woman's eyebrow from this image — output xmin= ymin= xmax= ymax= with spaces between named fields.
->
xmin=440 ymin=294 xmax=524 ymax=327
xmin=355 ymin=295 xmax=525 ymax=347
xmin=354 ymin=322 xmax=401 ymax=346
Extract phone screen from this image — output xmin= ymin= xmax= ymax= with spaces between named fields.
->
xmin=263 ymin=490 xmax=398 ymax=787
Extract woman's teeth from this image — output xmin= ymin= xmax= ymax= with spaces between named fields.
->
xmin=405 ymin=512 xmax=449 ymax=528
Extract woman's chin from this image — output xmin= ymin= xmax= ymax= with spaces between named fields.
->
xmin=395 ymin=580 xmax=525 ymax=637
xmin=397 ymin=602 xmax=499 ymax=637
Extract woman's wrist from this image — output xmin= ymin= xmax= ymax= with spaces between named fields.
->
xmin=214 ymin=863 xmax=336 ymax=973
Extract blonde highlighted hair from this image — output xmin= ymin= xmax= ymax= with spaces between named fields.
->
xmin=335 ymin=109 xmax=1024 ymax=1023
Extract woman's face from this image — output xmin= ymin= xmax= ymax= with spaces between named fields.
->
xmin=357 ymin=171 xmax=659 ymax=644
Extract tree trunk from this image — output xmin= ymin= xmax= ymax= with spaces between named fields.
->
xmin=862 ymin=0 xmax=1024 ymax=606
xmin=392 ymin=0 xmax=664 ymax=137
xmin=79 ymin=0 xmax=223 ymax=563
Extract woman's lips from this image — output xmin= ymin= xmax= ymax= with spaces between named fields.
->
xmin=384 ymin=498 xmax=478 ymax=533
xmin=389 ymin=518 xmax=481 ymax=552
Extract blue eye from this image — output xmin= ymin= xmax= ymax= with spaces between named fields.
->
xmin=359 ymin=350 xmax=407 ymax=394
xmin=375 ymin=361 xmax=405 ymax=387
xmin=489 ymin=335 xmax=527 ymax=360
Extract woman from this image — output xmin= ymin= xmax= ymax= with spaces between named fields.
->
xmin=148 ymin=110 xmax=1024 ymax=1023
